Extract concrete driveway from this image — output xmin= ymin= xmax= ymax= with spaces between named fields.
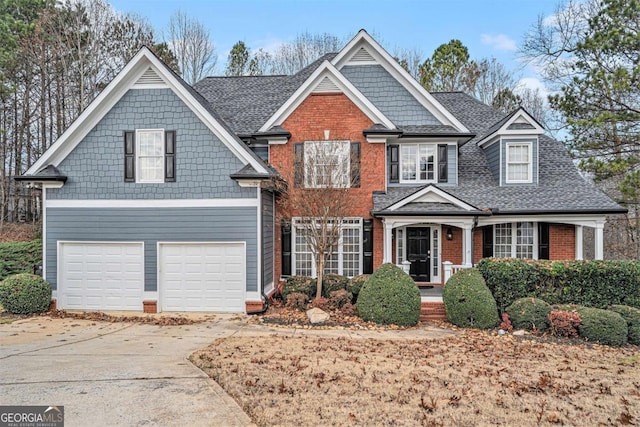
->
xmin=0 ymin=315 xmax=253 ymax=426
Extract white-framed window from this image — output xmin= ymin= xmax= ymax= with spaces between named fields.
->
xmin=505 ymin=142 xmax=532 ymax=183
xmin=494 ymin=222 xmax=537 ymax=258
xmin=292 ymin=217 xmax=362 ymax=277
xmin=136 ymin=129 xmax=164 ymax=183
xmin=304 ymin=140 xmax=350 ymax=188
xmin=400 ymin=143 xmax=437 ymax=183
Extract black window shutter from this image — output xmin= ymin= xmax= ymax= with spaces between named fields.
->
xmin=293 ymin=143 xmax=304 ymax=188
xmin=538 ymin=222 xmax=550 ymax=260
xmin=388 ymin=144 xmax=399 ymax=183
xmin=350 ymin=142 xmax=361 ymax=188
xmin=165 ymin=130 xmax=176 ymax=182
xmin=438 ymin=144 xmax=448 ymax=183
xmin=281 ymin=219 xmax=292 ymax=276
xmin=124 ymin=131 xmax=135 ymax=182
xmin=482 ymin=226 xmax=494 ymax=258
xmin=363 ymin=219 xmax=374 ymax=274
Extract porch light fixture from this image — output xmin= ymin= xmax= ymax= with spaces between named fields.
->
xmin=446 ymin=227 xmax=453 ymax=240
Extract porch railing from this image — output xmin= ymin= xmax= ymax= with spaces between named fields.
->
xmin=442 ymin=261 xmax=472 ymax=284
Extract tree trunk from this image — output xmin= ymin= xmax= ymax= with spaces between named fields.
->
xmin=316 ymin=255 xmax=324 ymax=300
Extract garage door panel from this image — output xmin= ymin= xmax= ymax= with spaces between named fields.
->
xmin=160 ymin=243 xmax=245 ymax=312
xmin=59 ymin=242 xmax=144 ymax=311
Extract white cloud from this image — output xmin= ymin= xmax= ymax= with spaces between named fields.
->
xmin=252 ymin=36 xmax=286 ymax=54
xmin=515 ymin=77 xmax=552 ymax=101
xmin=480 ymin=34 xmax=517 ymax=52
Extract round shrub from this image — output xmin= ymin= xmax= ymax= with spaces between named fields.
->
xmin=321 ymin=273 xmax=349 ymax=298
xmin=346 ymin=274 xmax=369 ymax=302
xmin=505 ymin=298 xmax=552 ymax=332
xmin=577 ymin=307 xmax=627 ymax=347
xmin=356 ymin=263 xmax=421 ymax=326
xmin=609 ymin=305 xmax=640 ymax=345
xmin=0 ymin=273 xmax=52 ymax=314
xmin=328 ymin=289 xmax=353 ymax=310
xmin=443 ymin=268 xmax=499 ymax=329
xmin=281 ymin=276 xmax=316 ymax=300
xmin=286 ymin=292 xmax=308 ymax=311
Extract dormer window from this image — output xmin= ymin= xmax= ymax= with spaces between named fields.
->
xmin=505 ymin=142 xmax=532 ymax=183
xmin=400 ymin=143 xmax=436 ymax=183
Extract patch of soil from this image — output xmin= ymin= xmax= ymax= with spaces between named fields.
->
xmin=47 ymin=310 xmax=210 ymax=326
xmin=192 ymin=330 xmax=640 ymax=427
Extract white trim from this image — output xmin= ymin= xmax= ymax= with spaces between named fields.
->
xmin=257 ymin=188 xmax=262 ymax=299
xmin=575 ymin=225 xmax=584 ymax=260
xmin=45 ymin=198 xmax=259 ymax=208
xmin=156 ymin=241 xmax=247 ymax=312
xmin=259 ymin=60 xmax=395 ymax=131
xmin=505 ymin=141 xmax=533 ymax=184
xmin=266 ymin=137 xmax=288 ymax=145
xmin=477 ymin=215 xmax=607 ymax=228
xmin=332 ymin=30 xmax=469 ymax=133
xmin=41 ymin=182 xmax=65 ymax=189
xmin=386 ymin=185 xmax=477 ymax=212
xmin=42 ymin=188 xmax=47 ymax=280
xmin=130 ymin=84 xmax=169 ymax=90
xmin=57 ymin=241 xmax=145 ymax=311
xmin=135 ymin=128 xmax=165 ymax=183
xmin=26 ymin=47 xmax=268 ymax=176
xmin=477 ymin=108 xmax=544 ymax=147
xmin=237 ymin=180 xmax=263 ymax=188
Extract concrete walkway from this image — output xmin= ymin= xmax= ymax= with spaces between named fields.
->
xmin=0 ymin=314 xmax=455 ymax=426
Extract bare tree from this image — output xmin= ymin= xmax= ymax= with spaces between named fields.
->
xmin=392 ymin=46 xmax=424 ymax=80
xmin=166 ymin=10 xmax=217 ymax=84
xmin=263 ymin=32 xmax=344 ymax=75
xmin=474 ymin=57 xmax=518 ymax=106
xmin=276 ymin=141 xmax=359 ymax=299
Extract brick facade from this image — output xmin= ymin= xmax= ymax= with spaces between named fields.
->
xmin=271 ymin=93 xmax=385 ymax=281
xmin=548 ymin=223 xmax=576 ymax=260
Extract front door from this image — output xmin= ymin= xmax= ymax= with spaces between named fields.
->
xmin=407 ymin=227 xmax=430 ymax=282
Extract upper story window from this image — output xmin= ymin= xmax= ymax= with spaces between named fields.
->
xmin=124 ymin=129 xmax=175 ymax=183
xmin=304 ymin=140 xmax=350 ymax=188
xmin=400 ymin=143 xmax=436 ymax=183
xmin=506 ymin=142 xmax=532 ymax=183
xmin=251 ymin=145 xmax=269 ymax=163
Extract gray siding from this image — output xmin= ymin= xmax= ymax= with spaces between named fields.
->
xmin=341 ymin=65 xmax=441 ymax=126
xmin=484 ymin=142 xmax=500 ymax=182
xmin=446 ymin=145 xmax=457 ymax=186
xmin=501 ymin=138 xmax=538 ymax=186
xmin=261 ymin=190 xmax=274 ymax=288
xmin=46 ymin=207 xmax=258 ymax=292
xmin=49 ymin=88 xmax=254 ymax=200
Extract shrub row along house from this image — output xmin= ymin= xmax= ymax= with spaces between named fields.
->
xmin=16 ymin=30 xmax=625 ymax=314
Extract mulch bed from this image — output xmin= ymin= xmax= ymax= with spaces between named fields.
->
xmin=46 ymin=309 xmax=207 ymax=326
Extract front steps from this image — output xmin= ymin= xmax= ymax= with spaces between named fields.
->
xmin=420 ymin=301 xmax=446 ymax=321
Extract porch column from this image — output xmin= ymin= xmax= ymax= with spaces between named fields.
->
xmin=594 ymin=222 xmax=605 ymax=260
xmin=575 ymin=225 xmax=584 ymax=260
xmin=462 ymin=224 xmax=473 ymax=266
xmin=383 ymin=219 xmax=393 ymax=263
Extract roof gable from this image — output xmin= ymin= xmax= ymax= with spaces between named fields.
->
xmin=332 ymin=30 xmax=469 ymax=133
xmin=478 ymin=107 xmax=545 ymax=147
xmin=385 ymin=185 xmax=478 ymax=212
xmin=258 ymin=60 xmax=394 ymax=131
xmin=27 ymin=47 xmax=268 ymax=176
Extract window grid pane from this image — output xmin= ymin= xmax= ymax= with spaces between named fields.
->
xmin=495 ymin=223 xmax=512 ymax=258
xmin=516 ymin=222 xmax=534 ymax=258
xmin=397 ymin=229 xmax=404 ymax=264
xmin=401 ymin=145 xmax=417 ymax=181
xmin=304 ymin=141 xmax=350 ymax=188
xmin=432 ymin=229 xmax=439 ymax=277
xmin=295 ymin=230 xmax=313 ymax=276
xmin=507 ymin=144 xmax=530 ymax=182
xmin=137 ymin=130 xmax=164 ymax=182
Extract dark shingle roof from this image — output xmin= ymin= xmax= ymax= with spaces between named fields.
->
xmin=195 ymin=53 xmax=337 ymax=134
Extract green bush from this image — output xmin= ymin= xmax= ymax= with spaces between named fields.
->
xmin=505 ymin=298 xmax=553 ymax=332
xmin=477 ymin=258 xmax=640 ymax=311
xmin=576 ymin=307 xmax=628 ymax=347
xmin=0 ymin=273 xmax=51 ymax=314
xmin=356 ymin=263 xmax=421 ymax=327
xmin=443 ymin=268 xmax=499 ymax=329
xmin=609 ymin=305 xmax=640 ymax=345
xmin=0 ymin=240 xmax=42 ymax=281
xmin=281 ymin=276 xmax=316 ymax=300
xmin=346 ymin=274 xmax=369 ymax=302
xmin=321 ymin=273 xmax=349 ymax=298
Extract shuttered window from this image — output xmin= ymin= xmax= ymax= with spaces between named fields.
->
xmin=294 ymin=141 xmax=361 ymax=188
xmin=124 ymin=129 xmax=176 ymax=183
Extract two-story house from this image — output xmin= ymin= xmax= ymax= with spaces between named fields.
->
xmin=17 ymin=30 xmax=625 ymax=314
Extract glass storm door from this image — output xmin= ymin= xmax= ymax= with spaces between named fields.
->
xmin=407 ymin=227 xmax=431 ymax=282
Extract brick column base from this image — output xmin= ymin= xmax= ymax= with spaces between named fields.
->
xmin=143 ymin=300 xmax=157 ymax=313
xmin=246 ymin=301 xmax=264 ymax=312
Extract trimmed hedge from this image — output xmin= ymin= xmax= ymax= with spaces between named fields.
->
xmin=321 ymin=274 xmax=350 ymax=298
xmin=477 ymin=258 xmax=640 ymax=311
xmin=609 ymin=305 xmax=640 ymax=345
xmin=281 ymin=276 xmax=316 ymax=300
xmin=575 ymin=307 xmax=628 ymax=347
xmin=0 ymin=240 xmax=42 ymax=281
xmin=346 ymin=274 xmax=369 ymax=302
xmin=0 ymin=273 xmax=52 ymax=314
xmin=505 ymin=298 xmax=552 ymax=332
xmin=443 ymin=268 xmax=499 ymax=329
xmin=356 ymin=263 xmax=421 ymax=326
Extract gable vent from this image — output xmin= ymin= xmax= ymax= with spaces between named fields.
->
xmin=313 ymin=76 xmax=341 ymax=93
xmin=349 ymin=47 xmax=375 ymax=62
xmin=135 ymin=67 xmax=165 ymax=86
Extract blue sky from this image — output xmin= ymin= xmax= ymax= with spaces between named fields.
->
xmin=109 ymin=0 xmax=558 ymax=92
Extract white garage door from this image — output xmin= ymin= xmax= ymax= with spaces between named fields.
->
xmin=159 ymin=243 xmax=245 ymax=312
xmin=59 ymin=242 xmax=144 ymax=311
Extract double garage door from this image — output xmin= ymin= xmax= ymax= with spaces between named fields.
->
xmin=58 ymin=242 xmax=245 ymax=312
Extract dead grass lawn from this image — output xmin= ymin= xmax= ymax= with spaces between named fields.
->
xmin=191 ymin=331 xmax=640 ymax=426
